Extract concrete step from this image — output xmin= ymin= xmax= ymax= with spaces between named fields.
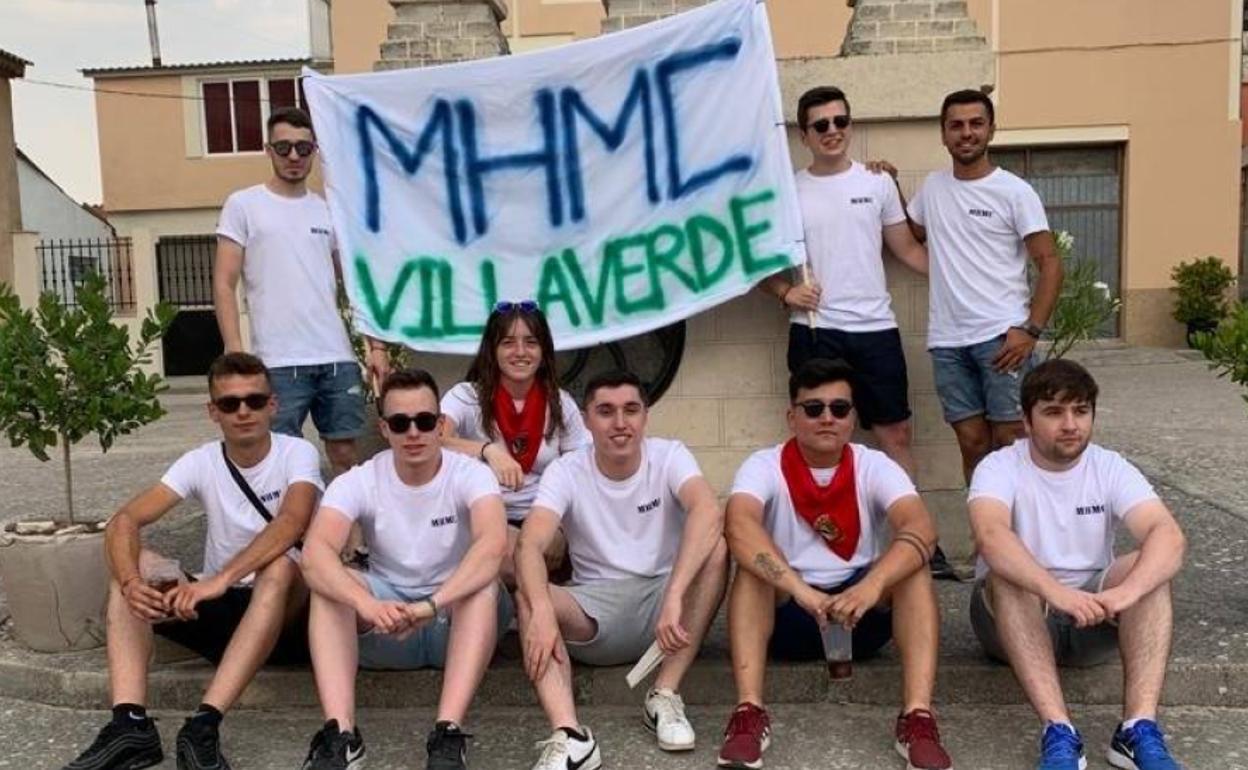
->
xmin=2 ymin=580 xmax=1244 ymax=712
xmin=18 ymin=699 xmax=1245 ymax=770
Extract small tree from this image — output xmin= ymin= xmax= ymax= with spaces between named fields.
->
xmin=1046 ymin=231 xmax=1121 ymax=360
xmin=1193 ymin=302 xmax=1248 ymax=412
xmin=0 ymin=273 xmax=175 ymax=523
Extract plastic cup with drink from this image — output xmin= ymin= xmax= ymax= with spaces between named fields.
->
xmin=141 ymin=558 xmax=183 ymax=622
xmin=820 ymin=619 xmax=853 ymax=681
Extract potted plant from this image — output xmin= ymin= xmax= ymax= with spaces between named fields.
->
xmin=0 ymin=273 xmax=173 ymax=652
xmin=1171 ymin=256 xmax=1235 ymax=347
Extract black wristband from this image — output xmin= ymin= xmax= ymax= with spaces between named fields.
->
xmin=478 ymin=442 xmax=489 ymax=462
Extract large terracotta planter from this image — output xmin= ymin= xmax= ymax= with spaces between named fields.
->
xmin=0 ymin=522 xmax=109 ymax=652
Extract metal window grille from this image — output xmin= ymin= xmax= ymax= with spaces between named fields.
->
xmin=37 ymin=237 xmax=135 ymax=312
xmin=156 ymin=235 xmax=217 ymax=308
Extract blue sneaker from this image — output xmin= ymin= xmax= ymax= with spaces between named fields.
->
xmin=1107 ymin=720 xmax=1183 ymax=770
xmin=1038 ymin=722 xmax=1087 ymax=770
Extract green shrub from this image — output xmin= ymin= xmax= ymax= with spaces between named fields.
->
xmin=1171 ymin=256 xmax=1235 ymax=326
xmin=1193 ymin=302 xmax=1248 ymax=410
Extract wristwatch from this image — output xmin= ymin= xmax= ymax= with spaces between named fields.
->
xmin=1014 ymin=322 xmax=1043 ymax=339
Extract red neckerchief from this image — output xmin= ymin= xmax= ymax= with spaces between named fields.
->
xmin=493 ymin=382 xmax=547 ymax=474
xmin=779 ymin=438 xmax=860 ymax=560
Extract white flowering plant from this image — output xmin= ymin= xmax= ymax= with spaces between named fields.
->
xmin=1045 ymin=230 xmax=1122 ymax=360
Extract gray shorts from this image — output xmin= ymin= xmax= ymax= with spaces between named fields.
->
xmin=970 ymin=570 xmax=1118 ymax=668
xmin=563 ymin=574 xmax=667 ymax=666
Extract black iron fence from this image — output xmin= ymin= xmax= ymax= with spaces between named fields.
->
xmin=37 ymin=237 xmax=135 ymax=312
xmin=156 ymin=234 xmax=217 ymax=307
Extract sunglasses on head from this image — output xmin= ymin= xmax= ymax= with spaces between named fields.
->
xmin=796 ymin=398 xmax=854 ymax=419
xmin=213 ymin=393 xmax=271 ymax=413
xmin=494 ymin=300 xmax=539 ymax=314
xmin=809 ymin=115 xmax=851 ymax=134
xmin=269 ymin=140 xmax=317 ymax=158
xmin=384 ymin=411 xmax=440 ymax=434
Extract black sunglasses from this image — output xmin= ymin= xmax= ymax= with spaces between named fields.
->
xmin=494 ymin=300 xmax=539 ymax=314
xmin=269 ymin=140 xmax=317 ymax=158
xmin=213 ymin=393 xmax=271 ymax=413
xmin=809 ymin=115 xmax=851 ymax=134
xmin=796 ymin=398 xmax=854 ymax=419
xmin=384 ymin=411 xmax=440 ymax=434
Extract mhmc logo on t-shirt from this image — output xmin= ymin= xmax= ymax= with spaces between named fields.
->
xmin=1075 ymin=503 xmax=1107 ymax=516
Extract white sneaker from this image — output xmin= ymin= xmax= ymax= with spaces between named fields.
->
xmin=644 ymin=687 xmax=696 ymax=751
xmin=531 ymin=726 xmax=601 ymax=770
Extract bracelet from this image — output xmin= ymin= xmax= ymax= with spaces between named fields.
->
xmin=478 ymin=442 xmax=490 ymax=462
xmin=424 ymin=596 xmax=438 ymax=616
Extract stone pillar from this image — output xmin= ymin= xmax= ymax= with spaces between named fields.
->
xmin=377 ymin=0 xmax=509 ymax=70
xmin=601 ymin=0 xmax=712 ymax=34
xmin=841 ymin=0 xmax=986 ymax=56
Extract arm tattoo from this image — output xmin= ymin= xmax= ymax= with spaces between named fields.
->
xmin=754 ymin=553 xmax=786 ymax=582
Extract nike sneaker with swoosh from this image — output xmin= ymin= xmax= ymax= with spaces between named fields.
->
xmin=301 ymin=720 xmax=365 ymax=770
xmin=530 ymin=726 xmax=601 ymax=770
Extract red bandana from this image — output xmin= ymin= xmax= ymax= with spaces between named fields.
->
xmin=493 ymin=383 xmax=547 ymax=474
xmin=779 ymin=438 xmax=860 ymax=560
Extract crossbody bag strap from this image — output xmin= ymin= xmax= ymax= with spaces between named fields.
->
xmin=220 ymin=442 xmax=303 ymax=550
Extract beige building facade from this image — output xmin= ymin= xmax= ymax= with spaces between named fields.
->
xmin=75 ymin=0 xmax=1242 ymax=554
xmin=0 ymin=49 xmax=29 ymax=288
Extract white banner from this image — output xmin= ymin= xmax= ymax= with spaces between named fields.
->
xmin=304 ymin=0 xmax=804 ymax=353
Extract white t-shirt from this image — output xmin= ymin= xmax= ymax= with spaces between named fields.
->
xmin=440 ymin=382 xmax=591 ymax=522
xmin=533 ymin=438 xmax=702 ymax=583
xmin=160 ymin=433 xmax=324 ymax=581
xmin=321 ymin=449 xmax=501 ymax=593
xmin=908 ymin=168 xmax=1050 ymax=348
xmin=216 ymin=184 xmax=355 ymax=367
xmin=969 ymin=440 xmax=1159 ymax=588
xmin=793 ymin=163 xmax=907 ymax=332
xmin=731 ymin=443 xmax=917 ymax=588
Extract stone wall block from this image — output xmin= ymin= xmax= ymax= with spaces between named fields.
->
xmin=441 ymin=3 xmax=493 ymax=22
xmin=896 ymin=38 xmax=934 ymax=53
xmin=879 ymin=20 xmax=918 ymax=38
xmin=379 ymin=41 xmax=409 ymax=60
xmin=892 ymin=3 xmax=934 ymax=21
xmin=395 ymin=3 xmax=443 ymax=22
xmin=934 ymin=1 xmax=969 ymax=18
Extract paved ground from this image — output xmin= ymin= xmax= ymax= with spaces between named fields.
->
xmin=2 ymin=345 xmax=1247 ymax=767
xmin=13 ymin=699 xmax=1248 ymax=770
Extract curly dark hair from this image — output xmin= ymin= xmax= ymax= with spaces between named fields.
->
xmin=464 ymin=305 xmax=564 ymax=441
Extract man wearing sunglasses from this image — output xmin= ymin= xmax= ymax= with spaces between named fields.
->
xmin=717 ymin=358 xmax=951 ymax=770
xmin=214 ymin=106 xmax=389 ymax=480
xmin=515 ymin=370 xmax=728 ymax=770
xmin=760 ymin=87 xmax=957 ymax=580
xmin=299 ymin=369 xmax=509 ymax=770
xmin=968 ymin=360 xmax=1185 ymax=770
xmin=63 ymin=352 xmax=322 ymax=770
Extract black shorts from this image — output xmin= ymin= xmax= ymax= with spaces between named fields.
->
xmin=786 ymin=324 xmax=911 ymax=429
xmin=153 ymin=585 xmax=309 ymax=666
xmin=768 ymin=569 xmax=893 ymax=661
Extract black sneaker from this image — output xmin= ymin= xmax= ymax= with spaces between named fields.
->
xmin=302 ymin=720 xmax=366 ymax=770
xmin=175 ymin=718 xmax=231 ymax=770
xmin=63 ymin=717 xmax=163 ymax=770
xmin=426 ymin=721 xmax=471 ymax=770
xmin=929 ymin=546 xmax=965 ymax=582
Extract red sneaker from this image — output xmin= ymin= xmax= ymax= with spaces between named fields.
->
xmin=717 ymin=703 xmax=771 ymax=769
xmin=895 ymin=709 xmax=954 ymax=770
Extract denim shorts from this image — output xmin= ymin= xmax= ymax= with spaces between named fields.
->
xmin=270 ymin=362 xmax=365 ymax=440
xmin=929 ymin=334 xmax=1036 ymax=424
xmin=356 ymin=572 xmax=514 ymax=671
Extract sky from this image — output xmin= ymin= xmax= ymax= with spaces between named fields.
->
xmin=1 ymin=0 xmax=312 ymax=205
